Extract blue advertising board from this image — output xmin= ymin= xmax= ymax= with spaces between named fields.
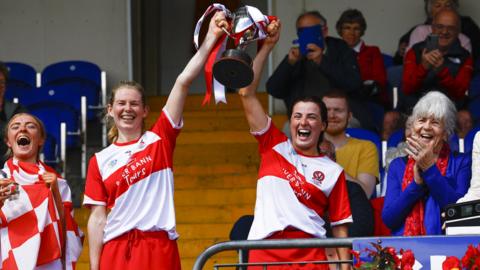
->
xmin=353 ymin=236 xmax=480 ymax=269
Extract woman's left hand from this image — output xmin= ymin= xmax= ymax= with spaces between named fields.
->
xmin=406 ymin=135 xmax=439 ymax=171
xmin=42 ymin=172 xmax=58 ymax=191
xmin=264 ymin=20 xmax=281 ymax=47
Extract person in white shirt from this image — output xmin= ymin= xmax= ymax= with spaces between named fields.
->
xmin=83 ymin=11 xmax=228 ymax=270
xmin=458 ymin=132 xmax=480 ymax=202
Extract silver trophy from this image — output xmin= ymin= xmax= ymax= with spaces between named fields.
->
xmin=212 ymin=6 xmax=262 ymax=89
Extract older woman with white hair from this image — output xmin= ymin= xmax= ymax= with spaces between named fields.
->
xmin=382 ymin=91 xmax=471 ymax=235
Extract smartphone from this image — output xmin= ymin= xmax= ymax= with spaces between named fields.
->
xmin=425 ymin=34 xmax=439 ymax=52
xmin=294 ymin=24 xmax=324 ymax=55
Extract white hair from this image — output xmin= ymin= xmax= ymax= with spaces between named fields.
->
xmin=425 ymin=0 xmax=459 ymax=18
xmin=411 ymin=91 xmax=457 ymax=137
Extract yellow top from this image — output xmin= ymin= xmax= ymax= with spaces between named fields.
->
xmin=336 ymin=137 xmax=379 ymax=179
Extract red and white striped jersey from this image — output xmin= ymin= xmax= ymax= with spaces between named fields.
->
xmin=248 ymin=119 xmax=352 ymax=240
xmin=1 ymin=158 xmax=83 ymax=270
xmin=83 ymin=109 xmax=182 ymax=243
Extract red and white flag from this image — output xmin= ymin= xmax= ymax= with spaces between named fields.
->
xmin=0 ymin=159 xmax=83 ymax=270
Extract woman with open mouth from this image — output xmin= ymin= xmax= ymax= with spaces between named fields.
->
xmin=82 ymin=11 xmax=229 ymax=270
xmin=382 ymin=91 xmax=471 ymax=235
xmin=236 ymin=20 xmax=353 ymax=270
xmin=0 ymin=113 xmax=82 ymax=269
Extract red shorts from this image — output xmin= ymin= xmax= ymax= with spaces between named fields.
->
xmin=248 ymin=228 xmax=328 ymax=270
xmin=100 ymin=229 xmax=181 ymax=270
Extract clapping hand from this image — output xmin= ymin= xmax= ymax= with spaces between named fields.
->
xmin=405 ymin=134 xmax=441 ymax=184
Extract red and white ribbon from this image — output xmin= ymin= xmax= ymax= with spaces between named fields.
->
xmin=193 ymin=4 xmax=274 ymax=105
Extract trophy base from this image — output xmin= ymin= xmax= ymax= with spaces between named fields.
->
xmin=213 ymin=49 xmax=253 ymax=89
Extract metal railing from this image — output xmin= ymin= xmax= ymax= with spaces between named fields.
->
xmin=193 ymin=238 xmax=354 ymax=270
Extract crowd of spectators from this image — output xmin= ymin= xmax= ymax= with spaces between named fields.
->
xmin=267 ymin=0 xmax=480 ymax=241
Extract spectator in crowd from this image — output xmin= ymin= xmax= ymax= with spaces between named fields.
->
xmin=336 ymin=8 xmax=388 ymax=108
xmin=266 ymin=11 xmax=380 ymax=132
xmin=458 ymin=131 xmax=480 ymax=202
xmin=456 ymin=109 xmax=473 ymax=138
xmin=0 ymin=62 xmax=27 ymax=164
xmin=407 ymin=0 xmax=472 ymax=56
xmin=393 ymin=33 xmax=410 ymax=66
xmin=83 ymin=11 xmax=226 ymax=270
xmin=382 ymin=91 xmax=471 ymax=235
xmin=0 ymin=113 xmax=82 ymax=269
xmin=407 ymin=0 xmax=480 ymax=63
xmin=323 ymin=91 xmax=379 ymax=198
xmin=239 ymin=20 xmax=352 ymax=270
xmin=321 ymin=138 xmax=373 ymax=269
xmin=382 ymin=110 xmax=406 ymax=141
xmin=320 ymin=139 xmax=374 ymax=236
xmin=402 ymin=9 xmax=474 ymax=111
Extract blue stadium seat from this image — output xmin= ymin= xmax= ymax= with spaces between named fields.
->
xmin=16 ymin=85 xmax=95 ymax=120
xmin=464 ymin=127 xmax=480 ymax=153
xmin=382 ymin=53 xmax=394 ymax=69
xmin=42 ymin=133 xmax=58 ymax=167
xmin=468 ymin=74 xmax=480 ymax=99
xmin=27 ymin=102 xmax=80 ymax=148
xmin=42 ymin=60 xmax=101 ymax=86
xmin=387 ymin=129 xmax=404 ymax=148
xmin=367 ymin=102 xmax=384 ymax=132
xmin=346 ymin=127 xmax=382 ymax=167
xmin=4 ymin=84 xmax=36 ymax=102
xmin=5 ymin=62 xmax=37 ymax=88
xmin=468 ymin=96 xmax=480 ymax=124
xmin=449 ymin=133 xmax=460 ymax=153
xmin=386 ymin=66 xmax=403 ymax=109
xmin=42 ymin=61 xmax=102 ymax=120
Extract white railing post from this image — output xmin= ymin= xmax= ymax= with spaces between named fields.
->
xmin=36 ymin=73 xmax=41 ymax=87
xmin=13 ymin=98 xmax=19 ymax=104
xmin=101 ymin=71 xmax=107 ymax=147
xmin=60 ymin=122 xmax=67 ymax=178
xmin=393 ymin=87 xmax=398 ymax=109
xmin=459 ymin=138 xmax=465 ymax=153
xmin=382 ymin=140 xmax=387 ymax=168
xmin=81 ymin=96 xmax=88 ymax=178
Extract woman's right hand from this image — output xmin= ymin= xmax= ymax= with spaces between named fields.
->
xmin=0 ymin=179 xmax=13 ymax=205
xmin=210 ymin=11 xmax=229 ymax=39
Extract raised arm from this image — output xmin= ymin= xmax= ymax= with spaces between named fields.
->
xmin=164 ymin=11 xmax=227 ymax=124
xmin=238 ymin=21 xmax=281 ymax=132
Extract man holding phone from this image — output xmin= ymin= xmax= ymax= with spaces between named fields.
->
xmin=402 ymin=9 xmax=473 ymax=111
xmin=266 ymin=11 xmax=377 ymax=131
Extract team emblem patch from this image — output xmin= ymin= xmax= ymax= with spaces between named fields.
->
xmin=109 ymin=159 xmax=117 ymax=168
xmin=312 ymin=171 xmax=325 ymax=185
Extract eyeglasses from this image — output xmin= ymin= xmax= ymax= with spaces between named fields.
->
xmin=432 ymin=23 xmax=458 ymax=33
